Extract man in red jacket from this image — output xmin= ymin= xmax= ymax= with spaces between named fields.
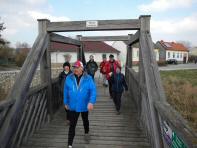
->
xmin=104 ymin=54 xmax=121 ymax=98
xmin=100 ymin=56 xmax=108 ymax=86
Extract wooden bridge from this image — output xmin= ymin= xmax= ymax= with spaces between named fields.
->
xmin=0 ymin=15 xmax=196 ymax=148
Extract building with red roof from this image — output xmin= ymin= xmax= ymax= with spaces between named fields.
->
xmin=50 ymin=41 xmax=120 ymax=64
xmin=156 ymin=40 xmax=189 ymax=63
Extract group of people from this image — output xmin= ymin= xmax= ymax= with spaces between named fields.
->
xmin=58 ymin=54 xmax=128 ymax=148
xmin=99 ymin=54 xmax=128 ymax=113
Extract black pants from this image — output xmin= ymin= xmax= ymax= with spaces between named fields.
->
xmin=108 ymin=80 xmax=113 ymax=98
xmin=65 ymin=109 xmax=70 ymax=121
xmin=68 ymin=111 xmax=89 ymax=146
xmin=112 ymin=92 xmax=122 ymax=111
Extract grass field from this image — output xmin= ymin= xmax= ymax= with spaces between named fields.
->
xmin=160 ymin=70 xmax=197 ymax=132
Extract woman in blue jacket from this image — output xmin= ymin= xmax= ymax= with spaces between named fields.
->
xmin=110 ymin=67 xmax=128 ymax=115
xmin=64 ymin=60 xmax=96 ymax=148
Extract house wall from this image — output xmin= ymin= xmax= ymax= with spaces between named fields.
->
xmin=112 ymin=41 xmax=159 ymax=66
xmin=51 ymin=52 xmax=118 ymax=64
xmin=166 ymin=50 xmax=188 ymax=63
xmin=85 ymin=53 xmax=118 ymax=63
xmin=51 ymin=52 xmax=77 ymax=63
xmin=132 ymin=48 xmax=159 ymax=63
xmin=112 ymin=41 xmax=127 ymax=67
xmin=156 ymin=42 xmax=166 ymax=62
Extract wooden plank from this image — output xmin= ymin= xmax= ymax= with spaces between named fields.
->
xmin=21 ymin=88 xmax=151 ymax=148
xmin=80 ymin=35 xmax=129 ymax=41
xmin=0 ymin=32 xmax=49 ymax=148
xmin=27 ymin=83 xmax=48 ymax=96
xmin=128 ymin=30 xmax=140 ymax=45
xmin=23 ymin=92 xmax=43 ymax=142
xmin=0 ymin=99 xmax=15 ymax=111
xmin=0 ymin=100 xmax=15 ymax=128
xmin=47 ymin=19 xmax=140 ymax=32
xmin=39 ymin=19 xmax=53 ymax=121
xmin=11 ymin=96 xmax=34 ymax=147
xmin=138 ymin=15 xmax=163 ymax=148
xmin=50 ymin=33 xmax=81 ymax=46
xmin=37 ymin=98 xmax=47 ymax=129
xmin=29 ymin=91 xmax=46 ymax=136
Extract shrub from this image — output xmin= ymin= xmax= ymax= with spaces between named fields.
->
xmin=157 ymin=61 xmax=167 ymax=66
xmin=15 ymin=52 xmax=27 ymax=67
xmin=0 ymin=85 xmax=7 ymax=101
xmin=162 ymin=76 xmax=197 ymax=132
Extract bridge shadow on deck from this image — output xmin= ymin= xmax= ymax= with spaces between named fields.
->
xmin=21 ymin=80 xmax=151 ymax=148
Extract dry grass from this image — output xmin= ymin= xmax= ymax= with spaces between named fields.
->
xmin=0 ymin=86 xmax=7 ymax=101
xmin=161 ymin=70 xmax=197 ymax=132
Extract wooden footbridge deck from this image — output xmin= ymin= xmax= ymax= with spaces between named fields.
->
xmin=0 ymin=15 xmax=196 ymax=148
xmin=21 ymin=83 xmax=151 ymax=148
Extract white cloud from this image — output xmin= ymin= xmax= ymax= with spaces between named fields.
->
xmin=0 ymin=1 xmax=70 ymax=47
xmin=28 ymin=11 xmax=70 ymax=22
xmin=151 ymin=14 xmax=197 ymax=34
xmin=151 ymin=14 xmax=197 ymax=45
xmin=138 ymin=0 xmax=194 ymax=12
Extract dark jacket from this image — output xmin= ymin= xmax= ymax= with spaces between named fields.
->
xmin=110 ymin=73 xmax=128 ymax=93
xmin=86 ymin=60 xmax=98 ymax=75
xmin=59 ymin=70 xmax=72 ymax=93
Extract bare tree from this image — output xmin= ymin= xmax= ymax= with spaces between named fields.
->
xmin=177 ymin=40 xmax=192 ymax=49
xmin=0 ymin=17 xmax=6 ymax=38
xmin=15 ymin=41 xmax=30 ymax=48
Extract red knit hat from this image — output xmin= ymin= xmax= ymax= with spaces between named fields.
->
xmin=72 ymin=60 xmax=84 ymax=68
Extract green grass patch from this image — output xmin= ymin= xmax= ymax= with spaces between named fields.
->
xmin=160 ymin=69 xmax=197 ymax=86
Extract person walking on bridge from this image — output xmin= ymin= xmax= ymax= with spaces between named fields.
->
xmin=59 ymin=62 xmax=72 ymax=124
xmin=110 ymin=67 xmax=128 ymax=114
xmin=86 ymin=55 xmax=98 ymax=80
xmin=104 ymin=54 xmax=121 ymax=98
xmin=64 ymin=60 xmax=97 ymax=148
xmin=100 ymin=55 xmax=108 ymax=87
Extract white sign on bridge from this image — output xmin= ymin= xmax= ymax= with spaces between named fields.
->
xmin=86 ymin=21 xmax=98 ymax=27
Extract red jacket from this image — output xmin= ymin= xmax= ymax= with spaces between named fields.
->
xmin=104 ymin=60 xmax=121 ymax=80
xmin=100 ymin=61 xmax=107 ymax=74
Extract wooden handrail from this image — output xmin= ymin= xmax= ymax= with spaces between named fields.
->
xmin=0 ymin=100 xmax=15 ymax=111
xmin=0 ymin=33 xmax=49 ymax=148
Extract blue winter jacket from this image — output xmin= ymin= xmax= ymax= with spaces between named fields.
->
xmin=64 ymin=73 xmax=97 ymax=112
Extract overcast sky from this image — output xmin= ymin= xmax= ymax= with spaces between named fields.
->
xmin=0 ymin=0 xmax=197 ymax=47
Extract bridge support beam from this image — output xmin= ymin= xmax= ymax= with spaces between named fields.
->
xmin=125 ymin=44 xmax=132 ymax=81
xmin=77 ymin=35 xmax=86 ymax=65
xmin=38 ymin=19 xmax=53 ymax=121
xmin=139 ymin=15 xmax=163 ymax=148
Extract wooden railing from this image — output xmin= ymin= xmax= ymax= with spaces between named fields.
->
xmin=0 ymin=78 xmax=61 ymax=148
xmin=127 ymin=68 xmax=197 ymax=147
xmin=51 ymin=78 xmax=62 ymax=113
xmin=125 ymin=16 xmax=196 ymax=148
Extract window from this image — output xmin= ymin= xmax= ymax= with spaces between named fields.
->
xmin=168 ymin=52 xmax=170 ymax=58
xmin=177 ymin=53 xmax=179 ymax=58
xmin=173 ymin=52 xmax=175 ymax=58
xmin=180 ymin=53 xmax=182 ymax=58
xmin=102 ymin=54 xmax=106 ymax=59
xmin=137 ymin=50 xmax=139 ymax=57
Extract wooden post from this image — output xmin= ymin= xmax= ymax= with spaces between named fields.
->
xmin=76 ymin=35 xmax=82 ymax=61
xmin=139 ymin=15 xmax=162 ymax=148
xmin=38 ymin=19 xmax=53 ymax=121
xmin=125 ymin=34 xmax=133 ymax=82
xmin=128 ymin=34 xmax=133 ymax=68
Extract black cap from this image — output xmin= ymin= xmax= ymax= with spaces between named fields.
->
xmin=63 ymin=62 xmax=70 ymax=68
xmin=109 ymin=54 xmax=114 ymax=58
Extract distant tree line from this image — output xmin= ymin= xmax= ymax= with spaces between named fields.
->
xmin=0 ymin=18 xmax=29 ymax=67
